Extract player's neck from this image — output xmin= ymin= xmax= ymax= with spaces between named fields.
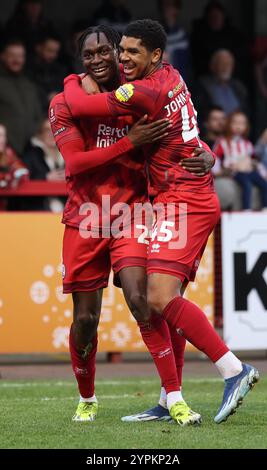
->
xmin=144 ymin=62 xmax=163 ymax=79
xmin=100 ymin=73 xmax=121 ymax=92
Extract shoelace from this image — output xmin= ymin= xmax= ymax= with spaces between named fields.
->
xmin=172 ymin=402 xmax=188 ymax=418
xmin=78 ymin=402 xmax=96 ymax=413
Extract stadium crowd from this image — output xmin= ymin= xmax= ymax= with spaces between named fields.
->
xmin=0 ymin=0 xmax=267 ymax=211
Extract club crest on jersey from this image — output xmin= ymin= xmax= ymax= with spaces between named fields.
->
xmin=115 ymin=83 xmax=134 ymax=103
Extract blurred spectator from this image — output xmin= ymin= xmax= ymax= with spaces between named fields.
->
xmin=91 ymin=0 xmax=132 ymax=34
xmin=0 ymin=123 xmax=29 ymax=188
xmin=255 ymin=54 xmax=267 ymax=135
xmin=207 ymin=106 xmax=238 ymax=210
xmin=255 ymin=56 xmax=267 ymax=99
xmin=21 ymin=118 xmax=65 ymax=212
xmin=63 ymin=20 xmax=89 ymax=74
xmin=254 ymin=129 xmax=267 ymax=180
xmin=158 ymin=0 xmax=192 ymax=84
xmin=0 ymin=24 xmax=4 ymax=44
xmin=0 ymin=39 xmax=42 ymax=155
xmin=27 ymin=32 xmax=68 ymax=112
xmin=191 ymin=0 xmax=249 ymax=81
xmin=194 ymin=49 xmax=249 ymax=124
xmin=6 ymin=0 xmax=54 ymax=58
xmin=203 ymin=105 xmax=226 ymax=148
xmin=213 ymin=111 xmax=267 ymax=211
xmin=0 ymin=123 xmax=29 ymax=210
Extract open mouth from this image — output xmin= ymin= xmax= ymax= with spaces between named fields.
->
xmin=123 ymin=64 xmax=136 ymax=74
xmin=91 ymin=67 xmax=109 ymax=76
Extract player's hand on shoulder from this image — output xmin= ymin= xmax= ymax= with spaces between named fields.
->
xmin=80 ymin=74 xmax=100 ymax=95
xmin=128 ymin=115 xmax=172 ymax=147
xmin=180 ymin=147 xmax=215 ymax=176
xmin=64 ymin=74 xmax=81 ymax=88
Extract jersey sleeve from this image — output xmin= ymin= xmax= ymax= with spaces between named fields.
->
xmin=63 ymin=74 xmax=156 ymax=119
xmin=59 ymin=137 xmax=134 ymax=175
xmin=49 ymin=94 xmax=83 ymax=147
xmin=49 ymin=94 xmax=134 ymax=176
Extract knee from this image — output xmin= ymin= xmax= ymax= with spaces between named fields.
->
xmin=147 ymin=290 xmax=175 ymax=316
xmin=127 ymin=291 xmax=149 ymax=323
xmin=75 ymin=307 xmax=98 ymax=330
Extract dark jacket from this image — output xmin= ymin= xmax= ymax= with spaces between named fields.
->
xmin=23 ymin=142 xmax=53 ymax=180
xmin=191 ymin=18 xmax=250 ymax=82
xmin=27 ymin=59 xmax=68 ymax=112
xmin=0 ymin=64 xmax=42 ymax=155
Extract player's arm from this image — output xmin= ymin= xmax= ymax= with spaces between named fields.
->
xmin=55 ymin=121 xmax=169 ymax=176
xmin=49 ymin=95 xmax=133 ymax=175
xmin=64 ymin=74 xmax=155 ymax=119
xmin=49 ymin=98 xmax=170 ymax=175
xmin=59 ymin=137 xmax=135 ymax=175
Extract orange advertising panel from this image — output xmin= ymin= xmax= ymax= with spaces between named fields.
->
xmin=0 ymin=214 xmax=214 ymax=353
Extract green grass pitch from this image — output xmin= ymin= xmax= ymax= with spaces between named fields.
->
xmin=1 ymin=376 xmax=266 ymax=449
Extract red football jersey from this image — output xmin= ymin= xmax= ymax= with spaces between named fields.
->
xmin=64 ymin=63 xmax=214 ymax=194
xmin=49 ymin=92 xmax=148 ymax=229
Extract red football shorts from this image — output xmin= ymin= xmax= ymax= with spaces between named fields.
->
xmin=147 ymin=190 xmax=220 ymax=282
xmin=62 ymin=225 xmax=147 ymax=293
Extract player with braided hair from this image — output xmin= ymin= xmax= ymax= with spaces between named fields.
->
xmin=77 ymin=25 xmax=121 ymax=57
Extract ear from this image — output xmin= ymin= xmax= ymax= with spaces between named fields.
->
xmin=151 ymin=48 xmax=162 ymax=64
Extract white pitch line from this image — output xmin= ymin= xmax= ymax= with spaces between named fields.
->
xmin=0 ymin=393 xmax=159 ymax=402
xmin=0 ymin=381 xmax=73 ymax=388
xmin=0 ymin=378 xmax=221 ymax=388
xmin=0 ymin=380 xmax=159 ymax=387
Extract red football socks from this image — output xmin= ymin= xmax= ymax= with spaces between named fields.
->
xmin=138 ymin=314 xmax=180 ymax=394
xmin=169 ymin=326 xmax=186 ymax=386
xmin=162 ymin=296 xmax=229 ymax=362
xmin=69 ymin=325 xmax=97 ymax=399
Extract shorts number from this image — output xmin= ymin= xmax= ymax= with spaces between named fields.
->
xmin=152 ymin=220 xmax=174 ymax=243
xmin=136 ymin=224 xmax=149 ymax=245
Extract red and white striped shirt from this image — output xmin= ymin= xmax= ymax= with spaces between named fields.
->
xmin=213 ymin=136 xmax=254 ymax=173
